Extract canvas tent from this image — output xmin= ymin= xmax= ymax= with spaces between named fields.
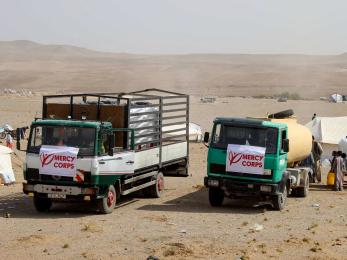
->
xmin=338 ymin=137 xmax=347 ymax=153
xmin=306 ymin=116 xmax=347 ymax=158
xmin=1 ymin=124 xmax=14 ymax=131
xmin=330 ymin=93 xmax=343 ymax=103
xmin=0 ymin=145 xmax=15 ymax=184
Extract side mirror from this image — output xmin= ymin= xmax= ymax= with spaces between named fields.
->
xmin=282 ymin=139 xmax=289 ymax=153
xmin=204 ymin=132 xmax=210 ymax=143
xmin=107 ymin=134 xmax=114 ymax=156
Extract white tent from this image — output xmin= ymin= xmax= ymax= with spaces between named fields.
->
xmin=0 ymin=145 xmax=15 ymax=184
xmin=163 ymin=122 xmax=203 ymax=142
xmin=338 ymin=137 xmax=347 ymax=153
xmin=330 ymin=93 xmax=343 ymax=103
xmin=2 ymin=124 xmax=14 ymax=131
xmin=306 ymin=116 xmax=347 ymax=158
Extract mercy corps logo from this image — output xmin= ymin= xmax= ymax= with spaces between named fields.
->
xmin=40 ymin=153 xmax=76 ymax=169
xmin=228 ymin=151 xmax=264 ymax=168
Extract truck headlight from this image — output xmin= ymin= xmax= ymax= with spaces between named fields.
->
xmin=263 ymin=169 xmax=272 ymax=175
xmin=208 ymin=179 xmax=219 ymax=187
xmin=260 ymin=185 xmax=272 ymax=192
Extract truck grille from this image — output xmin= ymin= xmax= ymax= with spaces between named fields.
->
xmin=210 ymin=163 xmax=273 ymax=179
xmin=225 ymin=182 xmax=255 ymax=193
xmin=25 ymin=168 xmax=91 ymax=183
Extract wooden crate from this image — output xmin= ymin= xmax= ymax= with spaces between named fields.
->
xmin=46 ymin=103 xmax=126 ymax=127
xmin=46 ymin=103 xmax=127 ymax=147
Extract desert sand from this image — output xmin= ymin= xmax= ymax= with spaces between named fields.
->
xmin=0 ymin=94 xmax=346 ymax=260
xmin=0 ymin=40 xmax=347 ymax=259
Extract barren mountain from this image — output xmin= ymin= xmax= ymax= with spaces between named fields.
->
xmin=1 ymin=40 xmax=347 ymax=98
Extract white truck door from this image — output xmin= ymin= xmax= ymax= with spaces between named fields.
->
xmin=98 ymin=151 xmax=135 ymax=176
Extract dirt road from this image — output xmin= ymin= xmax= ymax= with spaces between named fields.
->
xmin=0 ymin=143 xmax=346 ymax=259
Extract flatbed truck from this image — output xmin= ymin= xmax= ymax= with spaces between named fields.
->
xmin=22 ymin=89 xmax=189 ymax=213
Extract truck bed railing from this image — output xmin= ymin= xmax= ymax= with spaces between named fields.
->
xmin=42 ymin=88 xmax=189 ymax=168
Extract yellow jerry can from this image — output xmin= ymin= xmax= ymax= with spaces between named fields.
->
xmin=327 ymin=172 xmax=335 ymax=186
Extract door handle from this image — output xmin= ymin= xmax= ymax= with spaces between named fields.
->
xmin=126 ymin=161 xmax=134 ymax=164
xmin=99 ymin=161 xmax=105 ymax=165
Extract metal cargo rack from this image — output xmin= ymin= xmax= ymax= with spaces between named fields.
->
xmin=42 ymin=88 xmax=189 ymax=168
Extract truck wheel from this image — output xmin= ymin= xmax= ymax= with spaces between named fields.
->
xmin=272 ymin=185 xmax=287 ymax=211
xmin=33 ymin=195 xmax=52 ymax=212
xmin=316 ymin=165 xmax=322 ymax=182
xmin=296 ymin=174 xmax=309 ymax=197
xmin=98 ymin=185 xmax=116 ymax=214
xmin=209 ymin=188 xmax=224 ymax=207
xmin=145 ymin=172 xmax=164 ymax=198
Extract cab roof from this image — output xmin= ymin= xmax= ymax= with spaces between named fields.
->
xmin=32 ymin=119 xmax=112 ymax=128
xmin=214 ymin=117 xmax=287 ymax=129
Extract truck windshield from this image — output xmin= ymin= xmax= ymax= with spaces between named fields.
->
xmin=28 ymin=125 xmax=96 ymax=156
xmin=211 ymin=124 xmax=278 ymax=154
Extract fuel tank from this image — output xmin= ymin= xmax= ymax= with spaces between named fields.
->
xmin=270 ymin=118 xmax=312 ymax=166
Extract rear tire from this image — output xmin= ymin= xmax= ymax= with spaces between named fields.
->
xmin=316 ymin=164 xmax=322 ymax=182
xmin=33 ymin=195 xmax=52 ymax=212
xmin=209 ymin=188 xmax=224 ymax=207
xmin=144 ymin=172 xmax=164 ymax=198
xmin=98 ymin=185 xmax=116 ymax=214
xmin=272 ymin=185 xmax=287 ymax=211
xmin=296 ymin=174 xmax=309 ymax=197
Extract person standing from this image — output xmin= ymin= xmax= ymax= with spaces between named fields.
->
xmin=6 ymin=132 xmax=13 ymax=149
xmin=21 ymin=126 xmax=29 ymax=139
xmin=312 ymin=136 xmax=323 ymax=182
xmin=332 ymin=151 xmax=344 ymax=191
xmin=342 ymin=153 xmax=347 ymax=177
xmin=330 ymin=151 xmax=337 ymax=172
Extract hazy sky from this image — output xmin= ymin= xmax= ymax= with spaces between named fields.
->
xmin=1 ymin=0 xmax=346 ymax=54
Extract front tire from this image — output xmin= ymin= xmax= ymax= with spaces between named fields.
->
xmin=98 ymin=185 xmax=116 ymax=214
xmin=209 ymin=188 xmax=224 ymax=207
xmin=33 ymin=195 xmax=52 ymax=212
xmin=272 ymin=185 xmax=287 ymax=211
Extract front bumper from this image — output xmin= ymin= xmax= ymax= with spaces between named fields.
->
xmin=23 ymin=183 xmax=98 ymax=197
xmin=204 ymin=176 xmax=281 ymax=197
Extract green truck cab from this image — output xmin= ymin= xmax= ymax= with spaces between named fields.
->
xmin=204 ymin=116 xmax=311 ymax=210
xmin=23 ymin=119 xmax=137 ymax=213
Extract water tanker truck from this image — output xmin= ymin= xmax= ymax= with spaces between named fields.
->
xmin=204 ymin=110 xmax=316 ymax=210
xmin=21 ymin=89 xmax=189 ymax=214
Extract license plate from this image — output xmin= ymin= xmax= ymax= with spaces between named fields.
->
xmin=47 ymin=193 xmax=66 ymax=199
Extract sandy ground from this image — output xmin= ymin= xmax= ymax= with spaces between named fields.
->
xmin=0 ymin=95 xmax=346 ymax=260
xmin=2 ymin=41 xmax=347 ymax=98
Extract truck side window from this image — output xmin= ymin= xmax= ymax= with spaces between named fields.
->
xmin=281 ymin=130 xmax=287 ymax=152
xmin=30 ymin=127 xmax=42 ymax=148
xmin=100 ymin=133 xmax=109 ymax=155
xmin=213 ymin=124 xmax=221 ymax=144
